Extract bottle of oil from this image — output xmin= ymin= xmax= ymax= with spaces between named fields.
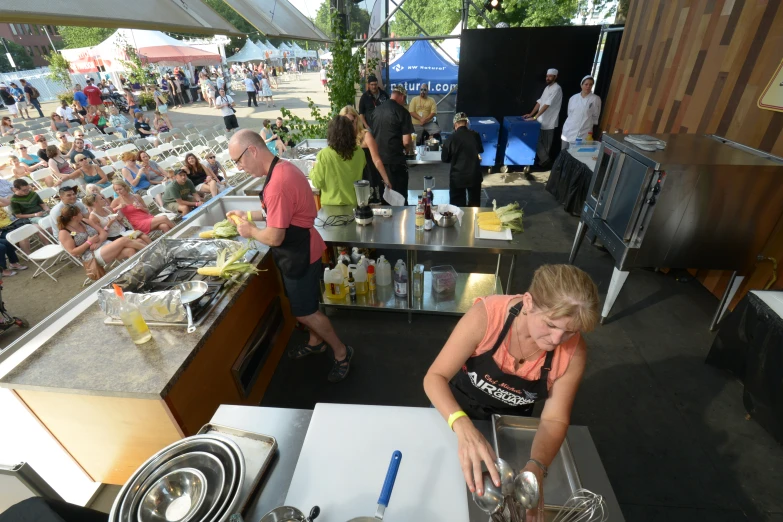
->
xmin=415 ymin=195 xmax=425 ymax=231
xmin=113 ymin=285 xmax=152 ymax=345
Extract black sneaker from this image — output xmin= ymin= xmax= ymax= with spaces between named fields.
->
xmin=288 ymin=341 xmax=327 ymax=359
xmin=327 ymin=345 xmax=354 ymax=383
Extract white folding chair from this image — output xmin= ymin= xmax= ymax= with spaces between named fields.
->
xmin=91 ymin=149 xmax=107 ymax=162
xmin=112 ymin=160 xmax=125 ymax=170
xmin=189 ymin=145 xmax=209 ymax=158
xmin=35 ymin=187 xmax=57 ymax=204
xmin=147 ymin=183 xmax=167 ymax=212
xmin=6 ymin=224 xmax=80 ymax=281
xmin=101 ymin=186 xmax=116 ymax=200
xmin=101 ymin=165 xmax=115 ymax=177
xmin=30 ymin=170 xmax=52 ymax=190
xmin=157 ymin=143 xmax=175 ymax=157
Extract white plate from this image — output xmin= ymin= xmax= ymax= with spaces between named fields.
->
xmin=474 ymin=217 xmax=513 ymax=240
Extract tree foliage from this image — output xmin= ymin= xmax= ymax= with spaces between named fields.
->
xmin=0 ymin=41 xmax=34 ymax=73
xmin=314 ymin=1 xmax=371 ymax=38
xmin=44 ymin=51 xmax=72 ymax=89
xmin=117 ymin=39 xmax=156 ymax=87
xmin=390 ymin=0 xmax=462 ymax=37
xmin=57 ymin=27 xmax=115 ymax=49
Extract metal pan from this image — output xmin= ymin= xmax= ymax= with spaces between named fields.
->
xmin=177 ymin=281 xmax=208 ymax=334
xmin=347 ymin=450 xmax=402 ymax=522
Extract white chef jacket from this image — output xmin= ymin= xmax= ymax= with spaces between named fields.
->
xmin=536 ymin=83 xmax=563 ymax=130
xmin=561 ymin=92 xmax=602 ymax=142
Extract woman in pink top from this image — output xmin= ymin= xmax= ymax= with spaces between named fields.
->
xmin=424 ymin=264 xmax=599 ymax=521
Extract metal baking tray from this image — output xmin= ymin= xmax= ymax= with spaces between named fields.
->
xmin=492 ymin=415 xmax=582 ymax=507
xmin=198 ymin=423 xmax=278 ymax=515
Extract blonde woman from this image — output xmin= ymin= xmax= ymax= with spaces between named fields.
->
xmin=83 ymin=193 xmax=151 ymax=244
xmin=339 ymin=105 xmax=391 ymax=204
xmin=110 ymin=179 xmax=175 ymax=235
xmin=424 ymin=264 xmax=599 ymax=520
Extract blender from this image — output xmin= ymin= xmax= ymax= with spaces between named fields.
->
xmin=353 ymin=180 xmax=374 ymax=225
xmin=423 ymin=176 xmax=435 ymax=193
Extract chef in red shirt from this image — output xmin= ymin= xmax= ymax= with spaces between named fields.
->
xmin=82 ymin=78 xmax=104 ymax=107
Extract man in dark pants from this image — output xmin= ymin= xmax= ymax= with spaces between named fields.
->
xmin=369 ymin=85 xmax=414 ymax=204
xmin=358 ymin=74 xmax=389 ymax=128
xmin=19 ymin=79 xmax=44 ymax=118
xmin=441 ymin=112 xmax=484 ymax=207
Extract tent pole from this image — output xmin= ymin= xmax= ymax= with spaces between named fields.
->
xmin=389 ymin=0 xmax=459 ymax=64
xmin=361 ymin=0 xmax=409 ymax=49
xmin=466 ymin=0 xmax=496 ymax=28
xmin=357 ymin=35 xmax=461 ymax=43
xmin=385 ymin=0 xmax=390 ymax=88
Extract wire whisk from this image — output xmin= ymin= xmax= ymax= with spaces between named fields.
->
xmin=551 ymin=488 xmax=608 ymax=522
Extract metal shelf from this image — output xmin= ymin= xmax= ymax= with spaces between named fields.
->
xmin=321 ymin=271 xmax=500 ymax=315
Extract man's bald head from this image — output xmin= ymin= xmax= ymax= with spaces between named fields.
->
xmin=229 ymin=129 xmax=273 ymax=178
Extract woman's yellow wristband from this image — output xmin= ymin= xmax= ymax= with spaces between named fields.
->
xmin=247 ymin=210 xmax=252 ymax=222
xmin=448 ymin=410 xmax=468 ymax=431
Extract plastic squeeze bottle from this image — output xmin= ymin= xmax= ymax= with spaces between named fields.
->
xmin=113 ymin=285 xmax=152 ymax=345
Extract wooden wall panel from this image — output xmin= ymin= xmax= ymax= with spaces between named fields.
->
xmin=601 ymin=0 xmax=783 ymax=309
xmin=602 ymin=0 xmax=783 ymax=156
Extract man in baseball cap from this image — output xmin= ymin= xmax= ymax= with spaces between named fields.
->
xmin=34 ymin=135 xmax=50 ymax=162
xmin=442 ymin=112 xmax=484 ymax=207
xmin=357 ymin=73 xmax=388 ymax=128
xmin=368 ymin=83 xmax=415 ymax=204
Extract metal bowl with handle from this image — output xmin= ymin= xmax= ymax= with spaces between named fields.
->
xmin=177 ymin=281 xmax=208 ymax=334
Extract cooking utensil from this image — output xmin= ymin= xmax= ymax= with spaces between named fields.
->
xmin=260 ymin=505 xmax=320 ymax=522
xmin=133 ymin=451 xmax=225 ymax=522
xmin=347 ymin=450 xmax=402 ymax=521
xmin=138 ymin=467 xmax=206 ymax=522
xmin=513 ymin=471 xmax=539 ymax=510
xmin=496 ymin=458 xmax=515 ymax=496
xmin=177 ymin=281 xmax=208 ymax=334
xmin=435 ymin=213 xmax=458 ymax=227
xmin=551 ymin=489 xmax=608 ymax=522
xmin=472 ymin=471 xmax=504 ymax=516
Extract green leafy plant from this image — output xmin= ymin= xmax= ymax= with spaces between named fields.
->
xmin=278 ymin=12 xmax=365 ymax=140
xmin=136 ymin=92 xmax=156 ymax=110
xmin=117 ymin=37 xmax=156 ymax=88
xmin=44 ymin=51 xmax=72 ymax=89
xmin=56 ymin=92 xmax=74 ymax=105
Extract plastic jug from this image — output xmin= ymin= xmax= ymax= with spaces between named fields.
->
xmin=324 ymin=267 xmax=346 ymax=300
xmin=350 ymin=247 xmax=362 ymax=264
xmin=348 ymin=263 xmax=368 ymax=295
xmin=376 ymin=255 xmax=392 ymax=286
xmin=357 ymin=255 xmax=370 ymax=270
xmin=394 ymin=259 xmax=408 ymax=297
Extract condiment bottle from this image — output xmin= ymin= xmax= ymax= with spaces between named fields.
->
xmin=415 ymin=195 xmax=424 ymax=231
xmin=424 ymin=194 xmax=434 ymax=231
xmin=113 ymin=285 xmax=152 ymax=345
xmin=348 ymin=272 xmax=357 ymax=303
xmin=367 ymin=263 xmax=376 ymax=291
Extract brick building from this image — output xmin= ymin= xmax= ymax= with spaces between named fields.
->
xmin=0 ymin=23 xmax=63 ymax=68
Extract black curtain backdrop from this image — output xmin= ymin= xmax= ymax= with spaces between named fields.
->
xmin=457 ymin=26 xmax=602 ymax=140
xmin=594 ymin=26 xmax=623 ymax=137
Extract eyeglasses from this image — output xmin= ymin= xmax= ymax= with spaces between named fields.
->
xmin=207 ymin=156 xmax=215 ymax=159
xmin=79 ymin=158 xmax=88 ymax=162
xmin=233 ymin=146 xmax=250 ymax=165
xmin=18 ymin=146 xmax=27 ymax=150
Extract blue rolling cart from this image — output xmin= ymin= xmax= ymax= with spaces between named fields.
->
xmin=499 ymin=116 xmax=541 ymax=171
xmin=467 ymin=117 xmax=500 ymax=170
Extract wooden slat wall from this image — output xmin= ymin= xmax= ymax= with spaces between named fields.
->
xmin=601 ymin=0 xmax=783 ymax=307
xmin=603 ymin=0 xmax=783 ymax=155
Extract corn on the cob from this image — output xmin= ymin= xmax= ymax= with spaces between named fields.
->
xmin=199 ymin=230 xmax=216 ymax=239
xmin=196 ymin=245 xmax=259 ymax=278
xmin=478 ymin=215 xmax=501 ymax=225
xmin=477 ymin=211 xmax=496 ymax=219
xmin=229 ymin=215 xmax=242 ymax=226
xmin=196 ymin=266 xmax=223 ymax=276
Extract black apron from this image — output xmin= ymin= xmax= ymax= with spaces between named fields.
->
xmin=260 ymin=156 xmax=312 ymax=278
xmin=450 ymin=303 xmax=555 ymax=420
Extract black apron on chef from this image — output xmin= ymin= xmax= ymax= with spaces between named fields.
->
xmin=450 ymin=303 xmax=555 ymax=420
xmin=260 ymin=156 xmax=312 ymax=279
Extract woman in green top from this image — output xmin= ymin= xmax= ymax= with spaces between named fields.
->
xmin=309 ymin=116 xmax=366 ymax=206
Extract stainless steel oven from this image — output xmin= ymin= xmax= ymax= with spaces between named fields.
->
xmin=571 ymin=134 xmax=783 ymax=328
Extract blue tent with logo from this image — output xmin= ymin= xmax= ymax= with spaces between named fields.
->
xmin=389 ymin=40 xmax=458 ymax=95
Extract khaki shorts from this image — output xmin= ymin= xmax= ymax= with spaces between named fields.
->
xmin=165 ymin=201 xmax=181 ymax=213
xmin=15 ymin=100 xmax=28 ymax=110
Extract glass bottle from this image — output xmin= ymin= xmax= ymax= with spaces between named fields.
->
xmin=415 ymin=195 xmax=424 ymax=231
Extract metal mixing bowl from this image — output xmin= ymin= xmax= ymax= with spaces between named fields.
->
xmin=138 ymin=468 xmax=206 ymax=522
xmin=111 ymin=434 xmax=244 ymax=522
xmin=436 ymin=214 xmax=458 ymax=227
xmin=133 ymin=452 xmax=225 ymax=522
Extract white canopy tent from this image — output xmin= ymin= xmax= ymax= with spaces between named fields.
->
xmin=226 ymin=39 xmax=267 ymax=63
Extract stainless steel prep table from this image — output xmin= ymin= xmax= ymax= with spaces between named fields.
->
xmin=315 ymin=205 xmax=531 ymax=316
xmin=209 ymin=405 xmax=625 ymax=522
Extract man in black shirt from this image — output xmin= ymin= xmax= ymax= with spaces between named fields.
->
xmin=275 ymin=117 xmax=296 ymax=147
xmin=370 ymin=85 xmax=414 ymax=204
xmin=34 ymin=135 xmax=50 ymax=162
xmin=358 ymin=74 xmax=389 ymax=128
xmin=441 ymin=112 xmax=484 ymax=207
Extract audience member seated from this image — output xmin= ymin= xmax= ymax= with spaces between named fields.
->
xmin=120 ymin=151 xmax=153 ymax=193
xmin=162 ymin=169 xmax=202 ymax=216
xmin=83 ymin=193 xmax=151 ymax=244
xmin=182 ymin=152 xmax=223 ymax=198
xmin=110 ymin=179 xmax=175 ymax=235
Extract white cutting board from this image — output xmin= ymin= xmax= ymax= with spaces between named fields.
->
xmin=284 ymin=403 xmax=469 ymax=522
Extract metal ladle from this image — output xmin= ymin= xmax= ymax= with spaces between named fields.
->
xmin=514 ymin=471 xmax=540 ymax=510
xmin=472 ymin=472 xmax=504 ymax=519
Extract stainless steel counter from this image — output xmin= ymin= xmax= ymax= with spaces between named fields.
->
xmin=209 ymin=405 xmax=625 ymax=522
xmin=316 ymin=205 xmax=530 ymax=316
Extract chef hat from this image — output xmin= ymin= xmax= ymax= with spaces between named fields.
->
xmin=547 ymin=68 xmax=558 ymax=76
xmin=581 ymin=75 xmax=595 ymax=85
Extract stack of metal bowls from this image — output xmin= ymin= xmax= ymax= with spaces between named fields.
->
xmin=109 ymin=434 xmax=245 ymax=522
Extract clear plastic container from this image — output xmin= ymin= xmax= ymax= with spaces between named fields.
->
xmin=431 ymin=265 xmax=458 ymax=297
xmin=348 ymin=263 xmax=368 ymax=295
xmin=324 ymin=267 xmax=346 ymax=300
xmin=394 ymin=259 xmax=408 ymax=297
xmin=376 ymin=255 xmax=392 ymax=286
xmin=113 ymin=285 xmax=152 ymax=344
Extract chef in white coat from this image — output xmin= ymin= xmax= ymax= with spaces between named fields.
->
xmin=560 ymin=75 xmax=602 ymax=150
xmin=524 ymin=68 xmax=563 ymax=169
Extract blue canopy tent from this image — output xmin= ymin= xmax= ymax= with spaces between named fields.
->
xmin=389 ymin=40 xmax=458 ymax=95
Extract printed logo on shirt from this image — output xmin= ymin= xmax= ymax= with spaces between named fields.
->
xmin=466 ymin=370 xmax=538 ymax=406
